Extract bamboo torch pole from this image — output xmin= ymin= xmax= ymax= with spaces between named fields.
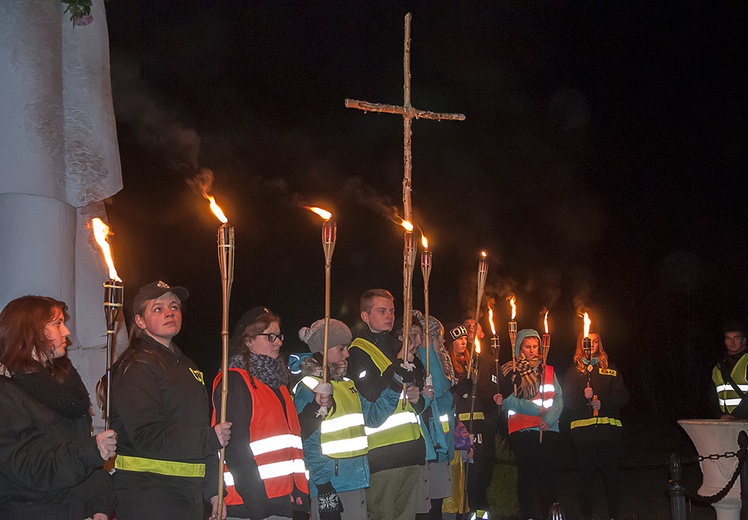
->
xmin=467 ymin=251 xmax=488 ymax=375
xmin=421 ymin=235 xmax=432 ymax=379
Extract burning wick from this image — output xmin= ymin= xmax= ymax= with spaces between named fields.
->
xmin=306 ymin=206 xmax=333 ymax=221
xmin=542 ymin=310 xmax=551 ymax=350
xmin=205 ymin=194 xmax=228 ymax=224
xmin=91 ymin=218 xmax=121 ymax=282
xmin=582 ymin=312 xmax=591 ymax=339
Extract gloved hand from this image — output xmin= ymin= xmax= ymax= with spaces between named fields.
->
xmin=450 ymin=378 xmax=473 ymax=400
xmin=317 ymin=481 xmax=343 ymax=520
xmin=591 ymin=397 xmax=601 ymax=412
xmin=385 ymin=360 xmax=415 ymax=391
xmin=584 ymin=385 xmax=594 ymax=400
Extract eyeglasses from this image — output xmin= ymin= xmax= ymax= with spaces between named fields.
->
xmin=257 ymin=333 xmax=284 ymax=343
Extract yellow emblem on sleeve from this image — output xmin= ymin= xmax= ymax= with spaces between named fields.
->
xmin=189 ymin=368 xmax=205 ymax=385
xmin=599 ymin=368 xmax=617 ymax=377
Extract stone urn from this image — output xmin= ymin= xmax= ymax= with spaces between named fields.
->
xmin=678 ymin=419 xmax=748 ymax=520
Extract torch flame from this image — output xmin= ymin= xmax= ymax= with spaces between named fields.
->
xmin=306 ymin=206 xmax=332 ymax=221
xmin=583 ymin=312 xmax=591 ymax=338
xmin=91 ymin=218 xmax=122 ymax=282
xmin=205 ymin=194 xmax=228 ymax=224
xmin=421 ymin=234 xmax=428 ymax=249
xmin=509 ymin=296 xmax=517 ymax=320
xmin=400 ymin=219 xmax=414 ymax=232
xmin=475 ymin=337 xmax=481 ymax=354
xmin=544 ymin=310 xmax=549 ymax=334
xmin=481 ymin=250 xmax=487 ymax=258
xmin=488 ymin=306 xmax=496 ymax=336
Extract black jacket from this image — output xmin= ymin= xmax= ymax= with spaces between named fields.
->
xmin=563 ymin=360 xmax=629 ymax=425
xmin=110 ymin=334 xmax=221 ymax=506
xmin=0 ymin=367 xmax=112 ymax=519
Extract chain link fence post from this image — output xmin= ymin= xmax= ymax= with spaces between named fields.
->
xmin=669 ymin=452 xmax=688 ymax=520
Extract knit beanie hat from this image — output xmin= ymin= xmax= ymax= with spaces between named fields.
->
xmin=413 ymin=310 xmax=444 ymax=342
xmin=514 ymin=328 xmax=541 ymax=357
xmin=447 ymin=323 xmax=468 ymax=342
xmin=298 ymin=319 xmax=352 ymax=354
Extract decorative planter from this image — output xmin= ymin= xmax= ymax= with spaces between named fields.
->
xmin=678 ymin=419 xmax=748 ymax=520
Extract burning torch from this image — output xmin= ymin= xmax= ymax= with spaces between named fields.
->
xmin=421 ymin=234 xmax=432 ymax=381
xmin=467 ymin=251 xmax=488 ymax=376
xmin=307 ymin=208 xmax=337 ymax=387
xmin=539 ymin=310 xmax=551 ymax=443
xmin=488 ymin=306 xmax=501 ymax=411
xmin=582 ymin=312 xmax=594 ymax=413
xmin=400 ymin=219 xmax=417 ymax=409
xmin=91 ymin=218 xmax=123 ymax=432
xmin=203 ymin=191 xmax=234 ymax=520
xmin=508 ymin=296 xmax=518 ymax=393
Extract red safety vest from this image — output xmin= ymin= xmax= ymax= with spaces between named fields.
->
xmin=507 ymin=365 xmax=556 ymax=434
xmin=212 ymin=368 xmax=308 ymax=505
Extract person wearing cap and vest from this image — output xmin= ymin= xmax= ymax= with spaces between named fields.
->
xmin=292 ymin=318 xmax=402 ymax=520
xmin=211 ymin=306 xmax=330 ymax=520
xmin=500 ymin=329 xmax=563 ymax=520
xmin=347 ymin=289 xmax=426 ymax=520
xmin=710 ymin=321 xmax=748 ymax=420
xmin=564 ymin=331 xmax=629 ymax=520
xmin=110 ymin=281 xmax=232 ymax=520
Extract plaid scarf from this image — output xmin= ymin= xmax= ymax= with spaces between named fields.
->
xmin=501 ymin=353 xmax=540 ymax=399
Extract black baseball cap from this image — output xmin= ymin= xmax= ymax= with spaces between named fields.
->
xmin=132 ymin=281 xmax=189 ymax=315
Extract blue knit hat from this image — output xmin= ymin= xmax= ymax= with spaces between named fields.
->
xmin=514 ymin=328 xmax=541 ymax=357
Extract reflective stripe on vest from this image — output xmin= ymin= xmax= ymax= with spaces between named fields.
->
xmin=300 ymin=376 xmax=369 ymax=458
xmin=712 ymin=355 xmax=748 ymax=414
xmin=570 ymin=416 xmax=623 ymax=429
xmin=211 ymin=368 xmax=308 ymax=505
xmin=440 ymin=413 xmax=451 ymax=433
xmin=458 ymin=411 xmax=485 ymax=422
xmin=349 ymin=338 xmax=422 ymax=450
xmin=114 ymin=455 xmax=205 ymax=478
xmin=507 ymin=365 xmax=556 ymax=434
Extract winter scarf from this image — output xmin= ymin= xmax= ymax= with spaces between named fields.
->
xmin=230 ymin=352 xmax=290 ymax=389
xmin=11 ymin=359 xmax=91 ymax=419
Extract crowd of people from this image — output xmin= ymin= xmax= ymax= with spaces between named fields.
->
xmin=20 ymin=281 xmax=748 ymax=520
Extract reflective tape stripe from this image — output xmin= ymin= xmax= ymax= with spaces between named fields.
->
xmin=719 ymin=398 xmax=743 ymax=407
xmin=570 ymin=417 xmax=623 ymax=429
xmin=458 ymin=412 xmax=485 ymax=421
xmin=715 ymin=384 xmax=748 ymax=393
xmin=250 ymin=434 xmax=303 ymax=455
xmin=321 ymin=436 xmax=369 ymax=456
xmin=257 ymin=458 xmax=307 ymax=480
xmin=321 ymin=413 xmax=366 ymax=434
xmin=531 ymin=398 xmax=554 ymax=408
xmin=114 ymin=455 xmax=205 ymax=478
xmin=365 ymin=410 xmax=419 ymax=435
xmin=225 ymin=470 xmax=235 ymax=486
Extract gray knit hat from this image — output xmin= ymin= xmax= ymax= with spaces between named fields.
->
xmin=298 ymin=319 xmax=352 ymax=354
xmin=413 ymin=310 xmax=444 ymax=343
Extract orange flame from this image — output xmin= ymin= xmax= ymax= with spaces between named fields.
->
xmin=544 ymin=310 xmax=549 ymax=334
xmin=306 ymin=206 xmax=332 ymax=221
xmin=508 ymin=296 xmax=517 ymax=320
xmin=91 ymin=218 xmax=121 ymax=282
xmin=481 ymin=250 xmax=487 ymax=259
xmin=400 ymin=219 xmax=414 ymax=232
xmin=204 ymin=194 xmax=228 ymax=224
xmin=421 ymin=234 xmax=429 ymax=249
xmin=488 ymin=306 xmax=497 ymax=336
xmin=582 ymin=312 xmax=591 ymax=338
xmin=475 ymin=337 xmax=481 ymax=354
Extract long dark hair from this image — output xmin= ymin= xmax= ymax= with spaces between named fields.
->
xmin=0 ymin=295 xmax=71 ymax=381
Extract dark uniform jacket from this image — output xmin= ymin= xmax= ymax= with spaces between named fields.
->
xmin=110 ymin=334 xmax=221 ymax=516
xmin=563 ymin=360 xmax=629 ymax=427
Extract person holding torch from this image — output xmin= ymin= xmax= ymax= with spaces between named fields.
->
xmin=110 ymin=281 xmax=232 ymax=520
xmin=500 ymin=329 xmax=563 ymax=520
xmin=563 ymin=330 xmax=629 ymax=520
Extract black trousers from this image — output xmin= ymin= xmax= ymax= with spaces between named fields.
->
xmin=570 ymin=424 xmax=623 ymax=520
xmin=466 ymin=420 xmax=496 ymax=511
xmin=509 ymin=429 xmax=559 ymax=520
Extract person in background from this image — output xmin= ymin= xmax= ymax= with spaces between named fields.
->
xmin=293 ymin=317 xmax=401 ymax=520
xmin=563 ymin=331 xmax=629 ymax=520
xmin=111 ymin=281 xmax=231 ymax=520
xmin=412 ymin=311 xmax=455 ymax=520
xmin=0 ymin=295 xmax=117 ymax=520
xmin=710 ymin=321 xmax=748 ymax=420
xmin=501 ymin=329 xmax=563 ymax=520
xmin=213 ymin=306 xmax=326 ymax=520
xmin=347 ymin=289 xmax=425 ymax=520
xmin=461 ymin=316 xmax=502 ymax=516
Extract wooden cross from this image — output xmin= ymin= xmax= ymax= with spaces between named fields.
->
xmin=345 ymin=12 xmax=466 ymax=224
xmin=345 ymin=13 xmax=465 ymax=362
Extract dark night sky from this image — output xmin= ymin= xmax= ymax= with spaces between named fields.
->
xmin=103 ymin=2 xmax=747 ymax=421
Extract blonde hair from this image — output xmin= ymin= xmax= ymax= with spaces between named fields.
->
xmin=573 ymin=331 xmax=609 ymax=373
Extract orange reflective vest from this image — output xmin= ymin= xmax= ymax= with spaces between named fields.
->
xmin=507 ymin=365 xmax=556 ymax=434
xmin=212 ymin=368 xmax=308 ymax=505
